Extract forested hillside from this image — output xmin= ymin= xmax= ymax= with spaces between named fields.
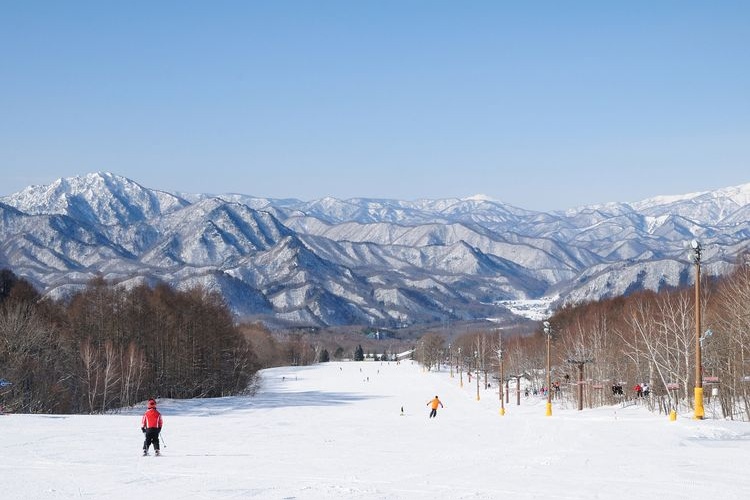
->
xmin=0 ymin=271 xmax=257 ymax=413
xmin=414 ymin=253 xmax=750 ymax=420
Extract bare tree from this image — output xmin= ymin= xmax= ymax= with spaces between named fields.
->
xmin=416 ymin=332 xmax=445 ymax=371
xmin=79 ymin=339 xmax=99 ymax=413
xmin=120 ymin=341 xmax=145 ymax=407
xmin=100 ymin=340 xmax=121 ymax=412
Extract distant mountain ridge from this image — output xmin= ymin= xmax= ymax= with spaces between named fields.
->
xmin=1 ymin=172 xmax=748 ymax=327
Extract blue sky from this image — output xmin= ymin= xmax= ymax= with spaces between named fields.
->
xmin=2 ymin=1 xmax=748 ymax=211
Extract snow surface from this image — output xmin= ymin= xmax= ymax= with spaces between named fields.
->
xmin=496 ymin=297 xmax=556 ymax=321
xmin=2 ymin=361 xmax=749 ymax=499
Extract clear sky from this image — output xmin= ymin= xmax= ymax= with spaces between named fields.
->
xmin=2 ymin=1 xmax=748 ymax=211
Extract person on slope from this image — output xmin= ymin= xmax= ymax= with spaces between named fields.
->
xmin=427 ymin=395 xmax=444 ymax=418
xmin=633 ymin=384 xmax=643 ymax=398
xmin=141 ymin=398 xmax=163 ymax=456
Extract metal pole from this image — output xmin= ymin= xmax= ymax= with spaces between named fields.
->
xmin=516 ymin=376 xmax=521 ymax=406
xmin=459 ymin=348 xmax=463 ymax=388
xmin=544 ymin=321 xmax=552 ymax=417
xmin=449 ymin=344 xmax=453 ymax=378
xmin=577 ymin=363 xmax=584 ymax=411
xmin=476 ymin=352 xmax=480 ymax=401
xmin=499 ymin=350 xmax=505 ymax=416
xmin=693 ymin=241 xmax=704 ymax=419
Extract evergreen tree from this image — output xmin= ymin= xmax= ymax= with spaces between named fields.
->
xmin=319 ymin=348 xmax=330 ymax=363
xmin=354 ymin=344 xmax=365 ymax=361
xmin=0 ymin=269 xmax=19 ymax=303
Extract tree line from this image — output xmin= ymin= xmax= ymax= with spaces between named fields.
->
xmin=414 ymin=253 xmax=750 ymax=421
xmin=0 ymin=271 xmax=261 ymax=413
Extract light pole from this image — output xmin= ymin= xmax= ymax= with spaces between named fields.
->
xmin=497 ymin=346 xmax=505 ymax=416
xmin=690 ymin=239 xmax=704 ymax=420
xmin=507 ymin=374 xmax=523 ymax=405
xmin=449 ymin=343 xmax=453 ymax=378
xmin=543 ymin=320 xmax=553 ymax=417
xmin=458 ymin=347 xmax=463 ymax=388
xmin=475 ymin=350 xmax=480 ymax=401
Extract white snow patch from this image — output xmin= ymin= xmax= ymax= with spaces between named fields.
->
xmin=495 ymin=296 xmax=556 ymax=321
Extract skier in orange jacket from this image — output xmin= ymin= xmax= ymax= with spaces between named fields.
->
xmin=141 ymin=398 xmax=163 ymax=456
xmin=427 ymin=395 xmax=444 ymax=418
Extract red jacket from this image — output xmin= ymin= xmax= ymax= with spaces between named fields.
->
xmin=142 ymin=408 xmax=163 ymax=429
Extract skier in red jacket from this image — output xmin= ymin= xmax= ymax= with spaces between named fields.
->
xmin=141 ymin=399 xmax=163 ymax=456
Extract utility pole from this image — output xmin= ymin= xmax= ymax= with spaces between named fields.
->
xmin=509 ymin=374 xmax=524 ymax=405
xmin=543 ymin=321 xmax=553 ymax=416
xmin=449 ymin=343 xmax=453 ymax=378
xmin=567 ymin=358 xmax=593 ymax=411
xmin=475 ymin=351 xmax=480 ymax=401
xmin=458 ymin=347 xmax=463 ymax=388
xmin=690 ymin=239 xmax=705 ymax=420
xmin=497 ymin=346 xmax=505 ymax=416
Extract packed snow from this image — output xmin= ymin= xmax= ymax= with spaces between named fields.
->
xmin=2 ymin=360 xmax=749 ymax=499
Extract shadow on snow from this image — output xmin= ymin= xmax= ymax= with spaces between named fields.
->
xmin=120 ymin=366 xmax=381 ymax=417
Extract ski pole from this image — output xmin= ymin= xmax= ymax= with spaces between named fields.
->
xmin=159 ymin=432 xmax=166 ymax=448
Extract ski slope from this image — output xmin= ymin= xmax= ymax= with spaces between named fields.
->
xmin=2 ymin=360 xmax=749 ymax=499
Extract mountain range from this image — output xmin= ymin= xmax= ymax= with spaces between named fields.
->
xmin=1 ymin=172 xmax=748 ymax=328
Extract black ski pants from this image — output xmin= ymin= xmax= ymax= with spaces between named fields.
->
xmin=143 ymin=428 xmax=161 ymax=451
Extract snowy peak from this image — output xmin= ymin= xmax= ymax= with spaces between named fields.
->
xmin=463 ymin=193 xmax=495 ymax=202
xmin=633 ymin=182 xmax=750 ymax=209
xmin=2 ymin=172 xmax=189 ymax=226
xmin=2 ymin=172 xmax=750 ymax=327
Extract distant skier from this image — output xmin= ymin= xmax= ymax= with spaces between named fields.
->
xmin=141 ymin=399 xmax=163 ymax=456
xmin=633 ymin=384 xmax=643 ymax=398
xmin=427 ymin=395 xmax=444 ymax=418
xmin=642 ymin=383 xmax=650 ymax=397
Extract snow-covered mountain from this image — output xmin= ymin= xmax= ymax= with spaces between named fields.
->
xmin=1 ymin=172 xmax=748 ymax=327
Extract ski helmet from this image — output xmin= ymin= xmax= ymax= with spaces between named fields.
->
xmin=147 ymin=399 xmax=156 ymax=408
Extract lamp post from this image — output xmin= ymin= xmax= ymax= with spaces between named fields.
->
xmin=543 ymin=320 xmax=553 ymax=417
xmin=449 ymin=343 xmax=453 ymax=378
xmin=475 ymin=351 xmax=480 ymax=401
xmin=690 ymin=239 xmax=705 ymax=420
xmin=458 ymin=347 xmax=463 ymax=388
xmin=497 ymin=346 xmax=505 ymax=416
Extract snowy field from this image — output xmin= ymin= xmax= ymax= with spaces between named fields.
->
xmin=2 ymin=360 xmax=750 ymax=499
